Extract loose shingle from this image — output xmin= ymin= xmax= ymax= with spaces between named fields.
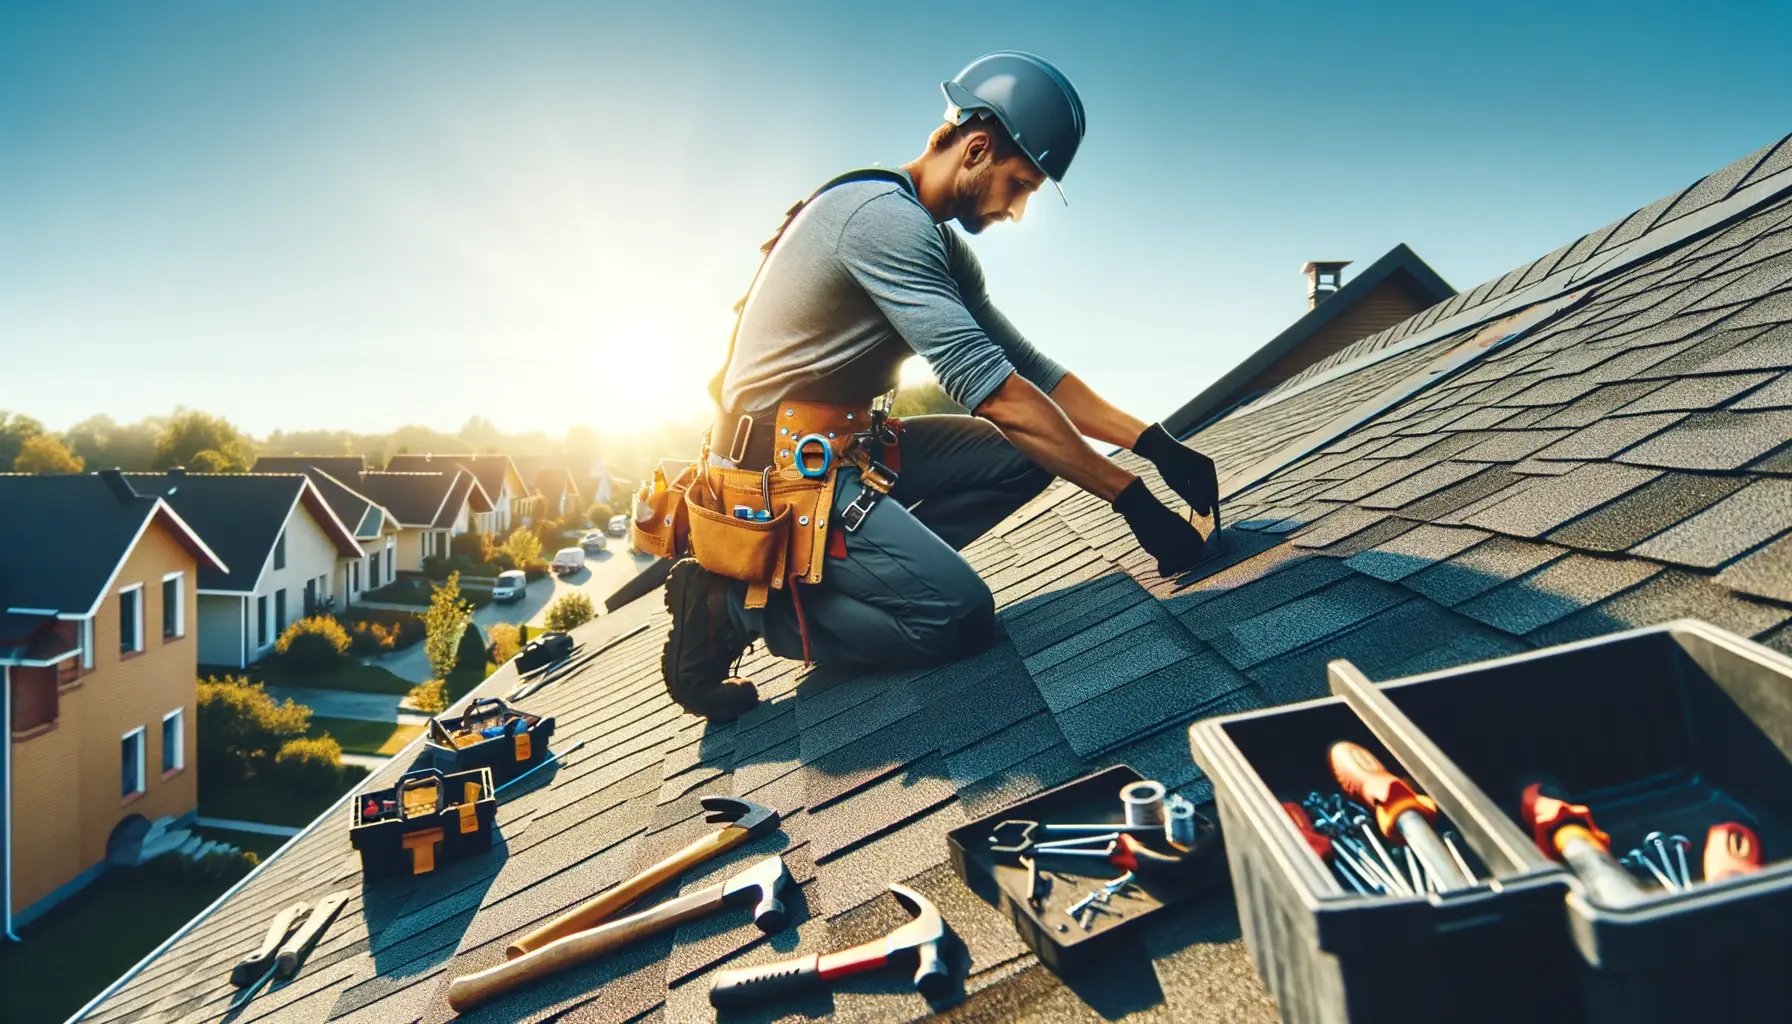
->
xmin=1612 ymin=371 xmax=1776 ymax=414
xmin=1531 ymin=571 xmax=1791 ymax=648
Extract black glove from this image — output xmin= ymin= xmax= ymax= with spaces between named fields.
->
xmin=1114 ymin=478 xmax=1208 ymax=575
xmin=1134 ymin=423 xmax=1219 ymax=520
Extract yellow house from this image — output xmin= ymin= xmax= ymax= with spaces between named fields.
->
xmin=1 ymin=471 xmax=225 ymax=931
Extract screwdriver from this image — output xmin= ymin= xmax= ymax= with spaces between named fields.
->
xmin=1282 ymin=802 xmax=1371 ymax=894
xmin=1519 ymin=782 xmax=1648 ymax=907
xmin=1329 ymin=742 xmax=1474 ymax=892
xmin=1704 ymin=822 xmax=1764 ymax=883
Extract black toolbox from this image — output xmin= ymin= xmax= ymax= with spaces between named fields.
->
xmin=515 ymin=631 xmax=575 ymax=674
xmin=1329 ymin=619 xmax=1792 ymax=1024
xmin=423 ymin=696 xmax=555 ymax=783
xmin=946 ymin=765 xmax=1227 ymax=974
xmin=350 ymin=767 xmax=497 ymax=879
xmin=1190 ymin=696 xmax=1577 ymax=1024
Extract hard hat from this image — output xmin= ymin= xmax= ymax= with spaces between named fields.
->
xmin=941 ymin=51 xmax=1086 ymax=202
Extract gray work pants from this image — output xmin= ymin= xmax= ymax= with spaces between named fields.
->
xmin=725 ymin=414 xmax=1053 ymax=669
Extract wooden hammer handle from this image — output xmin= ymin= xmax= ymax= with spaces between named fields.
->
xmin=505 ymin=825 xmax=746 ymax=957
xmin=449 ymin=884 xmax=721 ymax=1012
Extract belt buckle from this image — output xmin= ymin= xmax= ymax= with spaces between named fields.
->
xmin=859 ymin=459 xmax=897 ymax=494
xmin=841 ymin=487 xmax=881 ymax=533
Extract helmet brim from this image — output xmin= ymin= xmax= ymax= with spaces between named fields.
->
xmin=940 ymin=80 xmax=1069 ymax=206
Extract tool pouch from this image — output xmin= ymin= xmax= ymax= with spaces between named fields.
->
xmin=684 ymin=462 xmax=837 ymax=609
xmin=629 ymin=459 xmax=697 ymax=559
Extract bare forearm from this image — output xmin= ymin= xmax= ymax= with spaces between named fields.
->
xmin=975 ymin=373 xmax=1135 ymax=502
xmin=1047 ymin=372 xmax=1149 ymax=450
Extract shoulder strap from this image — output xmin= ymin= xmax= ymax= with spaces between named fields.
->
xmin=707 ymin=168 xmax=916 ymax=410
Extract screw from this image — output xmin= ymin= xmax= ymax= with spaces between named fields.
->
xmin=1624 ymin=849 xmax=1677 ymax=890
xmin=1078 ymin=907 xmax=1095 ymax=930
xmin=1644 ymin=832 xmax=1677 ymax=888
xmin=1055 ymin=923 xmax=1068 ymax=933
xmin=1669 ymin=835 xmax=1692 ymax=888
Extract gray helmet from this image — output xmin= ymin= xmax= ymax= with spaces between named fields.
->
xmin=941 ymin=51 xmax=1086 ymax=200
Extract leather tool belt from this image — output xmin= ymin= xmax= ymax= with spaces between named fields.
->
xmin=630 ymin=400 xmax=902 ymax=620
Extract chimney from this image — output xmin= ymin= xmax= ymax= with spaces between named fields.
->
xmin=97 ymin=468 xmax=136 ymax=502
xmin=169 ymin=466 xmax=187 ymax=479
xmin=1302 ymin=260 xmax=1351 ymax=310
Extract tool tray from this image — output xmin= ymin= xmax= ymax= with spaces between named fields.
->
xmin=350 ymin=766 xmax=497 ymax=879
xmin=423 ymin=697 xmax=555 ymax=783
xmin=946 ymin=764 xmax=1226 ymax=974
xmin=1190 ymin=695 xmax=1575 ymax=1024
xmin=1329 ymin=619 xmax=1792 ymax=1024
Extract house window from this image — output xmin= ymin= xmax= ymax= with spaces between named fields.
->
xmin=351 ymin=561 xmax=361 ymax=593
xmin=274 ymin=530 xmax=287 ymax=570
xmin=385 ymin=539 xmax=395 ymax=582
xmin=258 ymin=595 xmax=270 ymax=646
xmin=162 ymin=709 xmax=184 ymax=773
xmin=162 ymin=571 xmax=185 ymax=639
xmin=119 ymin=585 xmax=144 ymax=654
xmin=368 ymin=552 xmax=380 ymax=589
xmin=122 ymin=727 xmax=146 ymax=798
xmin=274 ymin=589 xmax=287 ymax=633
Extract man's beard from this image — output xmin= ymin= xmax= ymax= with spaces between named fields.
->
xmin=952 ymin=163 xmax=997 ymax=235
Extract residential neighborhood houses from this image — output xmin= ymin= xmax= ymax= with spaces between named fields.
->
xmin=1 ymin=452 xmax=619 ymax=946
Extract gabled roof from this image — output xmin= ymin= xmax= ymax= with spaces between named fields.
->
xmin=74 ymin=132 xmax=1792 ymax=1024
xmin=532 ymin=466 xmax=580 ymax=505
xmin=307 ymin=468 xmax=397 ymax=541
xmin=252 ymin=455 xmax=368 ymax=480
xmin=1163 ymin=243 xmax=1456 ymax=436
xmin=355 ymin=470 xmax=491 ymax=528
xmin=125 ymin=472 xmax=363 ymax=591
xmin=0 ymin=473 xmax=226 ymax=618
xmin=386 ymin=453 xmax=522 ymax=503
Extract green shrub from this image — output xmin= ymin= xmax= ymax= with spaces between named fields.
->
xmin=501 ymin=527 xmax=541 ymax=568
xmin=450 ymin=553 xmax=476 ymax=574
xmin=271 ymin=735 xmax=343 ymax=792
xmin=347 ymin=618 xmax=397 ymax=656
xmin=197 ymin=675 xmax=310 ymax=783
xmin=488 ymin=623 xmax=522 ymax=664
xmin=492 ymin=550 xmax=518 ymax=572
xmin=587 ymin=502 xmax=615 ymax=529
xmin=523 ymin=558 xmax=550 ymax=581
xmin=544 ymin=592 xmax=595 ymax=631
xmin=407 ymin=678 xmax=450 ymax=714
xmin=450 ymin=531 xmax=489 ymax=561
xmin=456 ymin=621 xmax=486 ymax=675
xmin=532 ymin=517 xmax=563 ymax=548
xmin=274 ymin=615 xmax=351 ymax=672
xmin=142 ymin=848 xmax=260 ymax=886
xmin=422 ymin=555 xmax=450 ymax=581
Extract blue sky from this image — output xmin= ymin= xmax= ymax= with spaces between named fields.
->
xmin=3 ymin=1 xmax=1789 ymax=440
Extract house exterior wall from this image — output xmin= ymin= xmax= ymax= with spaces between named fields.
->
xmin=1252 ymin=275 xmax=1438 ymax=391
xmin=196 ymin=593 xmax=243 ymax=667
xmin=247 ymin=504 xmax=338 ymax=662
xmin=395 ymin=527 xmax=425 ymax=572
xmin=8 ymin=523 xmax=199 ymax=918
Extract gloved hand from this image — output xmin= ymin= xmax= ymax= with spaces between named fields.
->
xmin=1134 ymin=423 xmax=1220 ymax=521
xmin=1114 ymin=477 xmax=1208 ymax=575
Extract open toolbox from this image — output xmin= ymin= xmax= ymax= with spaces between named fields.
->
xmin=1190 ymin=696 xmax=1577 ymax=1024
xmin=1329 ymin=620 xmax=1792 ymax=1024
xmin=945 ymin=764 xmax=1227 ymax=973
xmin=424 ymin=696 xmax=555 ymax=783
xmin=351 ymin=766 xmax=497 ymax=879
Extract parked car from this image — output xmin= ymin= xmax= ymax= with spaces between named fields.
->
xmin=607 ymin=514 xmax=629 ymax=537
xmin=551 ymin=547 xmax=586 ymax=575
xmin=580 ymin=530 xmax=608 ymax=553
xmin=491 ymin=569 xmax=527 ymax=603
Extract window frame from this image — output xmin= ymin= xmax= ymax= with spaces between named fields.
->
xmin=118 ymin=583 xmax=145 ymax=655
xmin=122 ymin=726 xmax=146 ymax=800
xmin=161 ymin=708 xmax=185 ymax=775
xmin=161 ymin=570 xmax=185 ymax=640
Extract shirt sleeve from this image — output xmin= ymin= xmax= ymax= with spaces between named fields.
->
xmin=834 ymin=192 xmax=1022 ymax=411
xmin=941 ymin=226 xmax=1069 ymax=395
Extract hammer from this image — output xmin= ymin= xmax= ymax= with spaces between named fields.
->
xmin=507 ymin=795 xmax=779 ymax=957
xmin=708 ymin=883 xmax=948 ymax=1009
xmin=448 ymin=855 xmax=790 ymax=1013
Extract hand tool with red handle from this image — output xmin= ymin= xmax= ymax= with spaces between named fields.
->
xmin=449 ymin=855 xmax=789 ymax=1012
xmin=1704 ymin=822 xmax=1764 ymax=883
xmin=1518 ymin=781 xmax=1648 ymax=906
xmin=1283 ymin=801 xmax=1371 ymax=895
xmin=708 ymin=883 xmax=948 ymax=1009
xmin=1329 ymin=742 xmax=1473 ymax=891
xmin=506 ymin=795 xmax=779 ymax=957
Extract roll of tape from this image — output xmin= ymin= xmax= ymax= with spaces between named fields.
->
xmin=1165 ymin=794 xmax=1198 ymax=848
xmin=1121 ymin=780 xmax=1166 ymax=828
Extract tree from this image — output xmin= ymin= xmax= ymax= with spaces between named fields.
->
xmin=13 ymin=433 xmax=83 ymax=474
xmin=544 ymin=592 xmax=594 ymax=631
xmin=66 ymin=414 xmax=160 ymax=470
xmin=196 ymin=675 xmax=312 ymax=782
xmin=501 ymin=527 xmax=541 ymax=568
xmin=422 ymin=571 xmax=474 ymax=681
xmin=0 ymin=411 xmax=45 ymax=469
xmin=586 ymin=502 xmax=615 ymax=529
xmin=153 ymin=408 xmax=253 ymax=471
xmin=407 ymin=679 xmax=450 ymax=714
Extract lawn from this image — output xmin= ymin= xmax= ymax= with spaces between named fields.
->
xmin=0 ymin=864 xmax=230 ymax=1024
xmin=193 ymin=825 xmax=290 ymax=861
xmin=201 ymin=658 xmax=414 ymax=696
xmin=308 ymin=715 xmax=423 ymax=757
xmin=198 ymin=766 xmax=370 ymax=829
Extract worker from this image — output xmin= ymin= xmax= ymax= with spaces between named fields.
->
xmin=659 ymin=52 xmax=1219 ymax=720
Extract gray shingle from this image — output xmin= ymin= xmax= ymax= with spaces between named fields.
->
xmin=1343 ymin=523 xmax=1491 ymax=581
xmin=1630 ymin=478 xmax=1792 ymax=568
xmin=1456 ymin=554 xmax=1662 ymax=634
xmin=1531 ymin=571 xmax=1791 ymax=648
xmin=1618 ymin=409 xmax=1792 ymax=470
xmin=1403 ymin=536 xmax=1567 ymax=606
xmin=1531 ymin=412 xmax=1689 ymax=461
xmin=1546 ymin=473 xmax=1747 ymax=553
xmin=1209 ymin=574 xmax=1411 ymax=669
xmin=1357 ymin=460 xmax=1486 ymax=509
xmin=1717 ymin=533 xmax=1792 ymax=603
xmin=1612 ymin=371 xmax=1776 ymax=413
xmin=1463 ymin=462 xmax=1659 ymax=537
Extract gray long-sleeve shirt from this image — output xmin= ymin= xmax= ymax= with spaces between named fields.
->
xmin=720 ymin=169 xmax=1067 ymax=415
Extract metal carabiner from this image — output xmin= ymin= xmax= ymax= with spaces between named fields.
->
xmin=792 ymin=434 xmax=833 ymax=479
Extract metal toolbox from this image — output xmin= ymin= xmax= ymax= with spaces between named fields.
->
xmin=1330 ymin=619 xmax=1792 ymax=1024
xmin=424 ymin=696 xmax=555 ymax=783
xmin=350 ymin=767 xmax=497 ymax=879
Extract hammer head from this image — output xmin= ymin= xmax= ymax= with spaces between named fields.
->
xmin=721 ymin=855 xmax=791 ymax=933
xmin=701 ymin=795 xmax=780 ymax=840
xmin=886 ymin=883 xmax=950 ymax=1000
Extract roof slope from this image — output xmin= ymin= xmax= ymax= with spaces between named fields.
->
xmin=356 ymin=471 xmax=486 ymax=528
xmin=76 ymin=133 xmax=1792 ymax=1024
xmin=125 ymin=473 xmax=361 ymax=591
xmin=387 ymin=454 xmax=521 ymax=504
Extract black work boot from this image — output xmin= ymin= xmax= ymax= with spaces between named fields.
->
xmin=662 ymin=558 xmax=760 ymax=721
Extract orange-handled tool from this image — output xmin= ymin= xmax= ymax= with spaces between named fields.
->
xmin=1518 ymin=781 xmax=1646 ymax=906
xmin=1704 ymin=822 xmax=1763 ymax=883
xmin=1330 ymin=742 xmax=1472 ymax=891
xmin=1281 ymin=802 xmax=1332 ymax=860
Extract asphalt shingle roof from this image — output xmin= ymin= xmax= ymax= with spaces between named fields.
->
xmin=125 ymin=472 xmax=359 ymax=591
xmin=75 ymin=133 xmax=1792 ymax=1024
xmin=0 ymin=474 xmax=205 ymax=615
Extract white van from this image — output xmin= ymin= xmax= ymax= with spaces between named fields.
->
xmin=551 ymin=547 xmax=587 ymax=576
xmin=492 ymin=569 xmax=528 ymax=603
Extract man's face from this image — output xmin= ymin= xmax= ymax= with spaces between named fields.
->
xmin=952 ymin=136 xmax=1045 ymax=235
